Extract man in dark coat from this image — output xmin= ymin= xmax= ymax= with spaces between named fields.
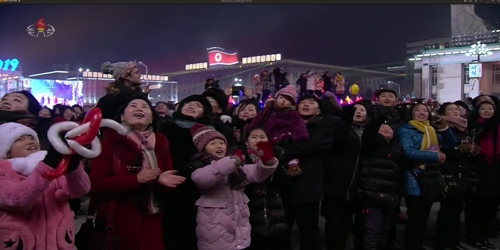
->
xmin=280 ymin=95 xmax=336 ymax=250
xmin=96 ymin=61 xmax=148 ymax=120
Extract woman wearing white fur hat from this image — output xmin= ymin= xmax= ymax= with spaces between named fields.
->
xmin=0 ymin=122 xmax=90 ymax=250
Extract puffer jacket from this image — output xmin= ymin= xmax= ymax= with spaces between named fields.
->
xmin=358 ymin=135 xmax=403 ymax=207
xmin=244 ymin=146 xmax=288 ymax=238
xmin=397 ymin=123 xmax=456 ymax=196
xmin=191 ymin=156 xmax=277 ymax=250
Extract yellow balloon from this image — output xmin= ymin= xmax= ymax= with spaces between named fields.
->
xmin=349 ymin=83 xmax=360 ymax=95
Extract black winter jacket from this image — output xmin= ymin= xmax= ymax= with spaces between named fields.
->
xmin=323 ymin=120 xmax=363 ymax=201
xmin=358 ymin=134 xmax=403 ymax=207
xmin=283 ymin=115 xmax=336 ymax=204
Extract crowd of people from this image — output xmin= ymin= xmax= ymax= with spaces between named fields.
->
xmin=1 ymin=59 xmax=500 ymax=250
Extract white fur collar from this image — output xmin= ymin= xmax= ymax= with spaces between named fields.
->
xmin=9 ymin=150 xmax=48 ymax=176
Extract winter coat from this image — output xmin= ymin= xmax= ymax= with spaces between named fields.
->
xmin=90 ymin=129 xmax=173 ymax=250
xmin=96 ymin=82 xmax=147 ymax=120
xmin=306 ymin=75 xmax=315 ymax=91
xmin=370 ymin=105 xmax=403 ymax=132
xmin=253 ymin=78 xmax=263 ymax=95
xmin=243 ymin=146 xmax=288 ymax=239
xmin=0 ymin=161 xmax=90 ymax=250
xmin=161 ymin=114 xmax=214 ymax=250
xmin=191 ymin=156 xmax=277 ymax=250
xmin=261 ymin=72 xmax=271 ymax=90
xmin=322 ymin=74 xmax=332 ymax=92
xmin=467 ymin=119 xmax=500 ymax=198
xmin=397 ymin=123 xmax=456 ymax=196
xmin=323 ymin=121 xmax=364 ymax=201
xmin=246 ymin=109 xmax=309 ymax=145
xmin=296 ymin=77 xmax=306 ymax=93
xmin=282 ymin=115 xmax=336 ymax=204
xmin=358 ymin=134 xmax=403 ymax=207
xmin=314 ymin=78 xmax=323 ymax=91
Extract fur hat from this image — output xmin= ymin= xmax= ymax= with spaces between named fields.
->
xmin=190 ymin=124 xmax=227 ymax=152
xmin=275 ymin=85 xmax=298 ymax=103
xmin=101 ymin=61 xmax=137 ymax=80
xmin=0 ymin=122 xmax=39 ymax=158
xmin=176 ymin=94 xmax=213 ymax=118
xmin=203 ymin=88 xmax=229 ymax=112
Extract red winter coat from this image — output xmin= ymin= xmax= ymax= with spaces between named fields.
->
xmin=90 ymin=129 xmax=173 ymax=250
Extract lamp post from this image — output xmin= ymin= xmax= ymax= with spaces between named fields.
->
xmin=137 ymin=61 xmax=148 ymax=86
xmin=465 ymin=41 xmax=493 ymax=98
xmin=387 ymin=81 xmax=401 ymax=97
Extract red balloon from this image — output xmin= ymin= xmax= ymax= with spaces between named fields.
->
xmin=73 ymin=108 xmax=102 ymax=145
xmin=42 ymin=155 xmax=70 ymax=179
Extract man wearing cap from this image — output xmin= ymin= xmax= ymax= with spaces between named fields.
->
xmin=371 ymin=89 xmax=403 ymax=131
xmin=96 ymin=61 xmax=148 ymax=120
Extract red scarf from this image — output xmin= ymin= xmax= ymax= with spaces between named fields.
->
xmin=477 ymin=118 xmax=500 ymax=163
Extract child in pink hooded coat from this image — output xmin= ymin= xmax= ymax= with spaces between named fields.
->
xmin=0 ymin=122 xmax=90 ymax=250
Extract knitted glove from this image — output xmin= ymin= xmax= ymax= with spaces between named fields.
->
xmin=231 ymin=148 xmax=245 ymax=166
xmin=256 ymin=141 xmax=276 ymax=165
xmin=432 ymin=115 xmax=449 ymax=131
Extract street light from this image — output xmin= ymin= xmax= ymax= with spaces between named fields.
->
xmin=465 ymin=41 xmax=493 ymax=62
xmin=137 ymin=61 xmax=148 ymax=86
xmin=386 ymin=81 xmax=401 ymax=97
xmin=465 ymin=41 xmax=493 ymax=98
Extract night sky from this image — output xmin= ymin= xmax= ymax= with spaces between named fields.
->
xmin=0 ymin=5 xmax=499 ymax=75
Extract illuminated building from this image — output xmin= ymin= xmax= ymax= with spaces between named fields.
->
xmin=410 ymin=42 xmax=500 ymax=103
xmin=164 ymin=53 xmax=404 ymax=101
xmin=27 ymin=70 xmax=177 ymax=105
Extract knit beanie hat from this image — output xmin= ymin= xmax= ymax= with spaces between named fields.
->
xmin=275 ymin=85 xmax=298 ymax=103
xmin=0 ymin=122 xmax=39 ymax=158
xmin=190 ymin=123 xmax=227 ymax=152
xmin=8 ymin=91 xmax=41 ymax=116
xmin=101 ymin=61 xmax=137 ymax=80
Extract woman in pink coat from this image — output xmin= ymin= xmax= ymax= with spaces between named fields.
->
xmin=0 ymin=122 xmax=91 ymax=250
xmin=187 ymin=124 xmax=278 ymax=250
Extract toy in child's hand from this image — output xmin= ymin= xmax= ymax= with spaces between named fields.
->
xmin=231 ymin=148 xmax=245 ymax=166
xmin=255 ymin=141 xmax=275 ymax=163
xmin=43 ymin=108 xmax=127 ymax=179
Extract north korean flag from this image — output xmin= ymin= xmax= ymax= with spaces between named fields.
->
xmin=207 ymin=49 xmax=239 ymax=66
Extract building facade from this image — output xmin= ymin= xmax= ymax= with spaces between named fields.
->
xmin=165 ymin=58 xmax=404 ymax=102
xmin=411 ymin=42 xmax=500 ymax=103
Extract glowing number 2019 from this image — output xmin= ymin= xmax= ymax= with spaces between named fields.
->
xmin=0 ymin=58 xmax=19 ymax=72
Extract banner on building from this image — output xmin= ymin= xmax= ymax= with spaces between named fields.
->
xmin=207 ymin=47 xmax=239 ymax=67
